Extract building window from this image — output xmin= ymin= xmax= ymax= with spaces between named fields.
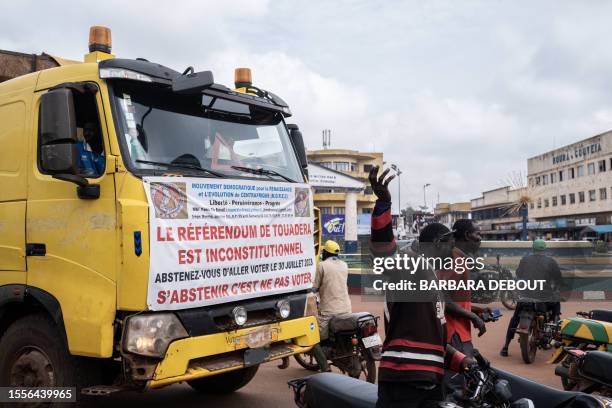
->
xmin=363 ymin=164 xmax=373 ymax=173
xmin=600 ymin=188 xmax=607 ymax=200
xmin=333 ymin=207 xmax=345 ymax=215
xmin=579 ymin=192 xmax=585 ymax=203
xmin=559 ymin=170 xmax=564 ymax=182
xmin=364 ymin=186 xmax=373 ymax=195
xmin=561 ymin=195 xmax=566 ymax=205
xmin=588 ymin=162 xmax=595 ymax=175
xmin=599 ymin=160 xmax=606 ymax=172
xmin=550 ymin=173 xmax=556 ymax=183
xmin=350 ymin=163 xmax=358 ymax=172
xmin=569 ymin=168 xmax=575 ymax=179
xmin=320 ymin=162 xmax=333 ymax=169
xmin=552 ymin=196 xmax=557 ymax=206
xmin=543 ymin=174 xmax=548 ymax=185
xmin=536 ymin=176 xmax=541 ymax=186
xmin=589 ymin=190 xmax=596 ymax=202
xmin=320 ymin=207 xmax=332 ymax=214
xmin=544 ymin=198 xmax=549 ymax=207
xmin=334 ymin=162 xmax=350 ymax=172
xmin=537 ymin=198 xmax=542 ymax=209
xmin=362 ymin=208 xmax=372 ymax=214
xmin=530 ymin=202 xmax=534 ymax=209
xmin=569 ymin=193 xmax=576 ymax=204
xmin=577 ymin=165 xmax=584 ymax=177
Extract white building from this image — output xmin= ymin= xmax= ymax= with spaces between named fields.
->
xmin=528 ymin=131 xmax=612 ymax=238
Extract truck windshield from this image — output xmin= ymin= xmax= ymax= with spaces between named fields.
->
xmin=109 ymin=81 xmax=303 ymax=182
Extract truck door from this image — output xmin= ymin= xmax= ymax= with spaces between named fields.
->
xmin=26 ymin=82 xmax=117 ymax=357
xmin=0 ymin=98 xmax=27 ymax=278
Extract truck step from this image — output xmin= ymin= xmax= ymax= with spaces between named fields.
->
xmin=81 ymin=385 xmax=125 ymax=397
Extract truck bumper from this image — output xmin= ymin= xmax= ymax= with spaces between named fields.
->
xmin=146 ymin=316 xmax=319 ymax=389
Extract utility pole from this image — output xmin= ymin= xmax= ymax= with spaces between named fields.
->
xmin=423 ymin=183 xmax=431 ymax=211
xmin=391 ymin=164 xmax=402 ymax=216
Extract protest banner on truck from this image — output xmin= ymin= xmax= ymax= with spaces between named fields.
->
xmin=143 ymin=177 xmax=316 ymax=310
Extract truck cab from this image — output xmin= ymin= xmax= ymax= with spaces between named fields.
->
xmin=0 ymin=26 xmax=321 ymax=395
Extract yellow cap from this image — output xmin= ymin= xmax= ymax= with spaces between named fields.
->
xmin=322 ymin=240 xmax=340 ymax=255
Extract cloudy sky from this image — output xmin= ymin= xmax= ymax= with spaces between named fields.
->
xmin=4 ymin=1 xmax=612 ymax=211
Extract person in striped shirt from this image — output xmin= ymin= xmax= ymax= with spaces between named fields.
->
xmin=369 ymin=166 xmax=474 ymax=408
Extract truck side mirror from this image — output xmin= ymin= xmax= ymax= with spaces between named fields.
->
xmin=39 ymin=88 xmax=78 ymax=174
xmin=287 ymin=124 xmax=308 ymax=177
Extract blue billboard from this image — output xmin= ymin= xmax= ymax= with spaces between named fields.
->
xmin=322 ymin=214 xmax=346 ymax=237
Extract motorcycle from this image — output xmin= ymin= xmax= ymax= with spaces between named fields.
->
xmin=288 ymin=349 xmax=612 ymax=408
xmin=293 ymin=312 xmax=381 ymax=383
xmin=554 ymin=348 xmax=612 ymax=396
xmin=515 ymin=299 xmax=558 ymax=364
xmin=471 ymin=255 xmax=517 ymax=311
xmin=550 ymin=309 xmax=612 ymax=390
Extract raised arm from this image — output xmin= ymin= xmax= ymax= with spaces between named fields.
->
xmin=369 ymin=166 xmax=397 ymax=256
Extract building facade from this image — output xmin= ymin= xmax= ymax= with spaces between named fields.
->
xmin=527 ymin=131 xmax=612 ymax=239
xmin=434 ymin=202 xmax=471 ymax=229
xmin=471 ymin=187 xmax=526 ymax=240
xmin=307 ymin=149 xmax=383 ymax=216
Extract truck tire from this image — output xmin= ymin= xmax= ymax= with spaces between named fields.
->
xmin=0 ymin=314 xmax=80 ymax=388
xmin=187 ymin=365 xmax=259 ymax=394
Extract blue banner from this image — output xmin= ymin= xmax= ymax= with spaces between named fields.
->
xmin=322 ymin=214 xmax=346 ymax=237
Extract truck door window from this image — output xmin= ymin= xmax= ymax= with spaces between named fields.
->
xmin=73 ymin=90 xmax=105 ymax=177
xmin=38 ymin=86 xmax=106 ymax=178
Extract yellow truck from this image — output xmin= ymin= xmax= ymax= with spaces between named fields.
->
xmin=0 ymin=26 xmax=321 ymax=395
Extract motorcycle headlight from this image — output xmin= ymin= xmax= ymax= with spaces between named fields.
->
xmin=124 ymin=313 xmax=188 ymax=358
xmin=276 ymin=300 xmax=291 ymax=319
xmin=232 ymin=306 xmax=248 ymax=326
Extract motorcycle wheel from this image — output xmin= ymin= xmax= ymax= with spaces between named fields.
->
xmin=293 ymin=351 xmax=321 ymax=371
xmin=362 ymin=353 xmax=377 ymax=384
xmin=519 ymin=322 xmax=538 ymax=364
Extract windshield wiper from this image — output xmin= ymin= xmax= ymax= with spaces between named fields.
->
xmin=136 ymin=160 xmax=226 ymax=178
xmin=231 ymin=166 xmax=296 ymax=183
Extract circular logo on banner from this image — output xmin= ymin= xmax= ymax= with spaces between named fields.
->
xmin=150 ymin=182 xmax=188 ymax=219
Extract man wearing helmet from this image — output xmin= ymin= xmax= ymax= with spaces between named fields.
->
xmin=500 ymin=239 xmax=563 ymax=357
xmin=308 ymin=240 xmax=352 ymax=371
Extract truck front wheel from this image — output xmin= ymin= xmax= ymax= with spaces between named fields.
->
xmin=0 ymin=314 xmax=77 ymax=388
xmin=187 ymin=365 xmax=259 ymax=394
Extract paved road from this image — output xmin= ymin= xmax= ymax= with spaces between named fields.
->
xmin=88 ymin=297 xmax=610 ymax=407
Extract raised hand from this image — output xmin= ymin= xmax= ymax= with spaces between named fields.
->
xmin=368 ymin=165 xmax=395 ymax=202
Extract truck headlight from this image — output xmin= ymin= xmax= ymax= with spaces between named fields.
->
xmin=124 ymin=314 xmax=188 ymax=358
xmin=232 ymin=306 xmax=248 ymax=326
xmin=276 ymin=300 xmax=291 ymax=319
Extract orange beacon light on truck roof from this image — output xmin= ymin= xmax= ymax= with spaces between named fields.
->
xmin=89 ymin=26 xmax=112 ymax=53
xmin=234 ymin=67 xmax=252 ymax=88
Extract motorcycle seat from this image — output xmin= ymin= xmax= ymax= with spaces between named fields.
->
xmin=581 ymin=351 xmax=612 ymax=385
xmin=329 ymin=312 xmax=374 ymax=333
xmin=304 ymin=372 xmax=377 ymax=408
xmin=590 ymin=309 xmax=612 ymax=323
xmin=494 ymin=368 xmax=582 ymax=406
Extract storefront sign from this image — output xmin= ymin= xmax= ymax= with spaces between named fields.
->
xmin=322 ymin=214 xmax=346 ymax=236
xmin=144 ymin=177 xmax=316 ymax=310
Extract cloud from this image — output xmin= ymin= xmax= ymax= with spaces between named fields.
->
xmin=4 ymin=0 xmax=612 ymax=210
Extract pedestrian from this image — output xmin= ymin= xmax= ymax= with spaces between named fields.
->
xmin=369 ymin=166 xmax=475 ymax=408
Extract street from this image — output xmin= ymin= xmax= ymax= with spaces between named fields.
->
xmin=87 ymin=297 xmax=610 ymax=407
